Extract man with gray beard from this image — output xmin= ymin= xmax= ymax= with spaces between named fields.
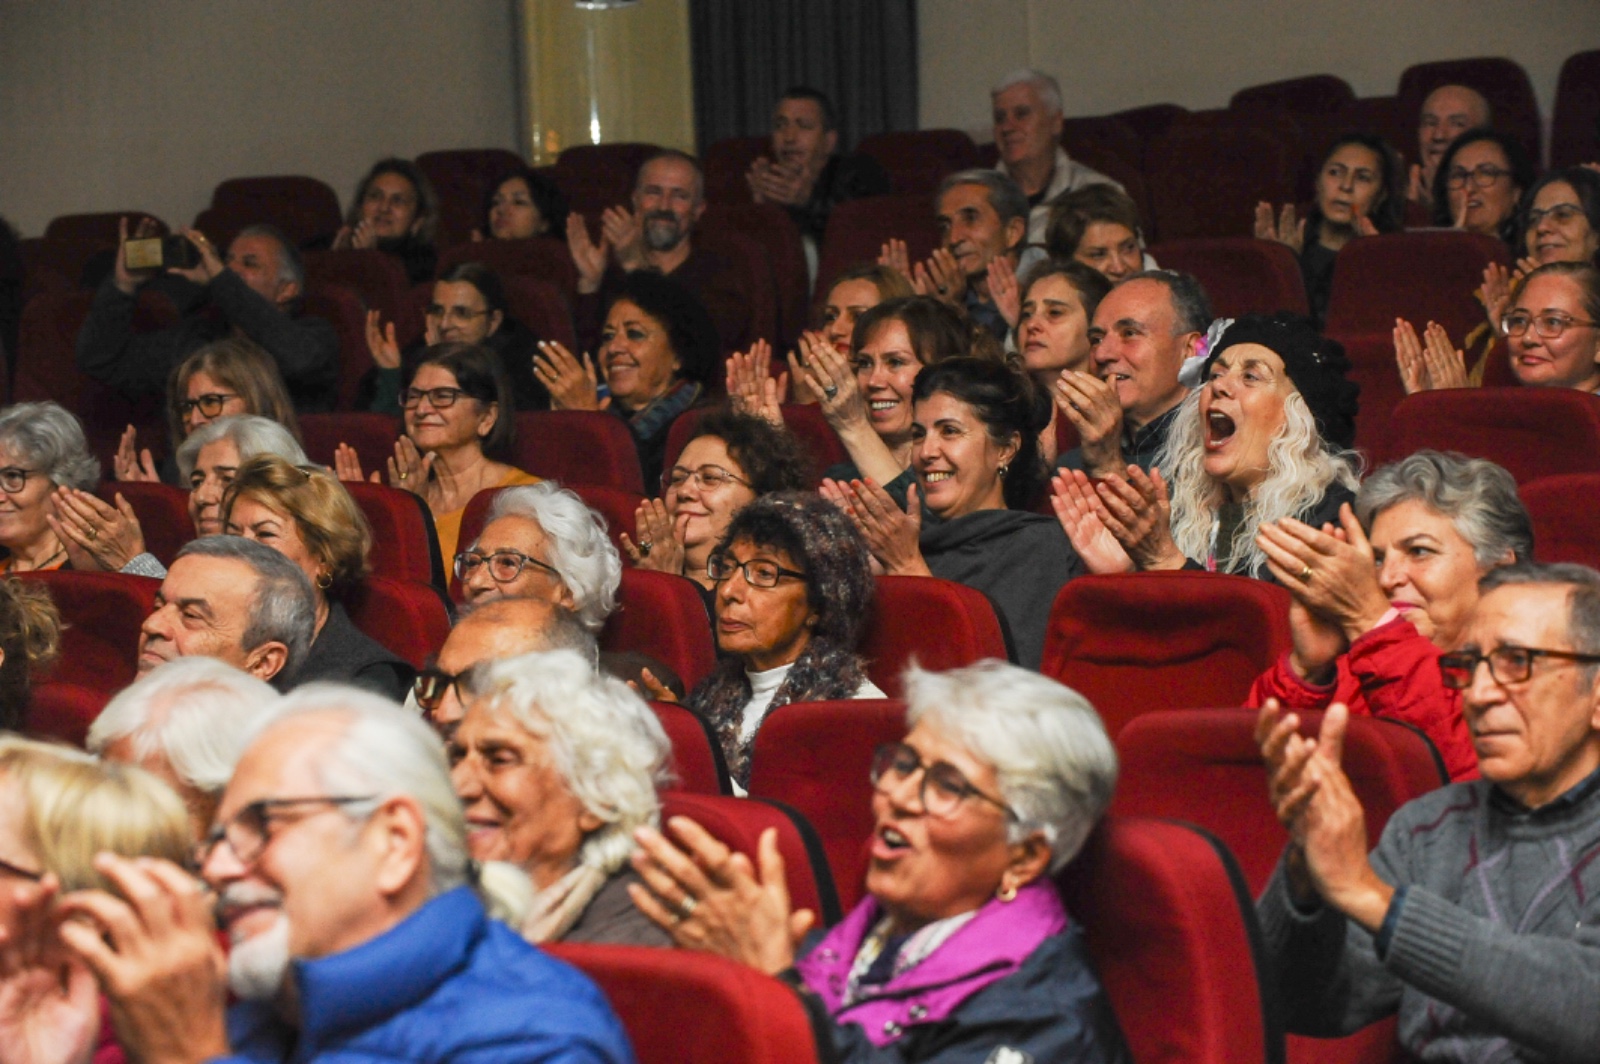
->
xmin=57 ymin=684 xmax=635 ymax=1064
xmin=566 ymin=150 xmax=751 ymax=354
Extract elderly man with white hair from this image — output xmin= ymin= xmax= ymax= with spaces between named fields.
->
xmin=451 ymin=649 xmax=673 ymax=946
xmin=89 ymin=656 xmax=281 ymax=837
xmin=57 ymin=683 xmax=636 ymax=1064
xmin=991 ymin=68 xmax=1119 ymax=244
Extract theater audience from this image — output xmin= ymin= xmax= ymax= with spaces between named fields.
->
xmin=57 ymin=687 xmax=634 ymax=1063
xmin=536 ymin=271 xmax=719 ymax=491
xmin=457 ymin=482 xmax=622 ymax=632
xmin=1408 ymin=84 xmax=1492 ymax=210
xmin=115 ymin=336 xmax=302 ymax=485
xmin=450 ymin=648 xmax=673 ymax=946
xmin=830 ymin=358 xmax=1075 ymax=669
xmin=77 ymin=221 xmax=338 ymax=414
xmin=0 ymin=401 xmax=100 ymax=573
xmin=0 ymin=736 xmax=192 ymax=1064
xmin=990 ymin=69 xmax=1118 ymax=243
xmin=1255 ymin=133 xmax=1406 ymax=327
xmin=1054 ymin=270 xmax=1211 ymax=478
xmin=747 ymin=87 xmax=891 ymax=249
xmin=684 ymin=492 xmax=883 ymax=789
xmin=338 ymin=341 xmax=538 ymax=563
xmin=0 ymin=576 xmax=60 ymax=731
xmin=89 ymin=655 xmax=281 ymax=836
xmin=222 ymin=454 xmax=412 ymax=699
xmin=329 ymin=156 xmax=440 ymax=284
xmin=1057 ymin=314 xmax=1360 ymax=581
xmin=633 ymin=660 xmax=1130 ymax=1063
xmin=1044 ymin=184 xmax=1154 ymax=284
xmin=1432 ymin=129 xmax=1534 ymax=250
xmin=1016 ymin=261 xmax=1112 ymax=463
xmin=1255 ymin=563 xmax=1600 ymax=1062
xmin=137 ymin=536 xmax=315 ymax=684
xmin=625 ymin=410 xmax=810 ymax=595
xmin=417 ymin=596 xmax=595 ymax=738
xmin=567 ymin=150 xmax=750 ymax=355
xmin=1476 ymin=167 xmax=1600 ymax=334
xmin=362 ymin=261 xmax=549 ymax=414
xmin=1248 ymin=451 xmax=1530 ymax=781
xmin=478 ymin=165 xmax=569 ymax=241
xmin=797 ymin=296 xmax=973 ymax=508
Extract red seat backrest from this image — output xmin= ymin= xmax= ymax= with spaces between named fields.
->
xmin=648 ymin=701 xmax=728 ymax=796
xmin=545 ymin=943 xmax=821 ymax=1064
xmin=1375 ymin=388 xmax=1600 ymax=484
xmin=1146 ymin=113 xmax=1301 ymax=241
xmin=513 ymin=411 xmax=645 ymax=494
xmin=26 ymin=682 xmax=111 ymax=748
xmin=97 ymin=481 xmax=193 ymax=566
xmin=343 ymin=482 xmax=441 ymax=586
xmin=746 ymin=697 xmax=908 ymax=913
xmin=702 ymin=136 xmax=770 ymax=204
xmin=701 ymin=204 xmax=809 ymax=350
xmin=299 ymin=284 xmax=370 ymax=411
xmin=1114 ymin=708 xmax=1447 ymax=894
xmin=1040 ymin=572 xmax=1293 ymax=738
xmin=662 ymin=405 xmax=849 ymax=491
xmin=1397 ymin=56 xmax=1542 ymax=165
xmin=600 ymin=570 xmax=717 ymax=692
xmin=299 ymin=412 xmax=400 ymax=475
xmin=43 ymin=212 xmax=166 ymax=246
xmin=859 ymin=576 xmax=1010 ymax=697
xmin=1230 ymin=75 xmax=1356 ymax=117
xmin=855 ymin=129 xmax=979 ymax=195
xmin=554 ymin=143 xmax=661 ymax=218
xmin=434 ymin=237 xmax=579 ymax=305
xmin=16 ymin=571 xmax=159 ymax=697
xmin=302 ymin=248 xmax=418 ymax=340
xmin=1147 ymin=238 xmax=1310 ymax=318
xmin=403 ymin=275 xmax=578 ymax=355
xmin=1056 ymin=815 xmax=1281 ymax=1064
xmin=693 ymin=226 xmax=773 ymax=354
xmin=1523 ymin=473 xmax=1600 ymax=568
xmin=416 ymin=149 xmax=527 ymax=249
xmin=815 ymin=195 xmax=940 ymax=318
xmin=1552 ymin=50 xmax=1600 ymax=169
xmin=1324 ymin=231 xmax=1508 ymax=343
xmin=661 ymin=792 xmax=838 ymax=926
xmin=207 ymin=176 xmax=343 ymax=248
xmin=1059 ymin=116 xmax=1143 ymax=174
xmin=342 ymin=577 xmax=450 ymax=670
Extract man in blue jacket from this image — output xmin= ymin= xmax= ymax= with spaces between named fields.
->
xmin=59 ymin=684 xmax=636 ymax=1064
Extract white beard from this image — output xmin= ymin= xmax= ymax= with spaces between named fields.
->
xmin=227 ymin=912 xmax=292 ymax=1001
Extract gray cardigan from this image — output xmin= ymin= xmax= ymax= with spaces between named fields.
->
xmin=1257 ymin=769 xmax=1600 ymax=1062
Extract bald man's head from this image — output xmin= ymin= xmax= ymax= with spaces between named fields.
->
xmin=428 ymin=598 xmax=595 ymax=734
xmin=1419 ymin=84 xmax=1492 ymax=177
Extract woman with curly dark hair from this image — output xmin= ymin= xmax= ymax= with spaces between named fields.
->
xmin=686 ymin=492 xmax=883 ymax=790
xmin=625 ymin=410 xmax=811 ymax=597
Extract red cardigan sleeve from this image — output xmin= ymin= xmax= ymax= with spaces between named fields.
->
xmin=1343 ymin=617 xmax=1478 ymax=782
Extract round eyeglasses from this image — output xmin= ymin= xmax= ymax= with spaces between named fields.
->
xmin=869 ymin=742 xmax=1015 ymax=820
xmin=453 ymin=549 xmax=561 ymax=585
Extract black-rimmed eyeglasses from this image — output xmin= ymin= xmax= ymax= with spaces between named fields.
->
xmin=195 ymin=795 xmax=378 ymax=869
xmin=1438 ymin=645 xmax=1600 ymax=689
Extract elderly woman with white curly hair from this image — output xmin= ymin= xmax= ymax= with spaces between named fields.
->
xmin=455 ymin=482 xmax=622 ymax=633
xmin=0 ymin=401 xmax=100 ymax=573
xmin=630 ymin=660 xmax=1132 ymax=1062
xmin=1054 ymin=313 xmax=1361 ymax=581
xmin=449 ymin=648 xmax=673 ymax=946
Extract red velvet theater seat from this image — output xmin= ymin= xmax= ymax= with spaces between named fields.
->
xmin=300 ymin=284 xmax=370 ymax=410
xmin=298 ymin=412 xmax=400 ymax=477
xmin=702 ymin=135 xmax=769 ymax=204
xmin=1523 ymin=474 xmax=1600 ymax=568
xmin=1375 ymin=388 xmax=1600 ymax=485
xmin=403 ymin=276 xmax=578 ymax=355
xmin=663 ymin=405 xmax=849 ymax=492
xmin=1230 ymin=75 xmax=1356 ymax=117
xmin=855 ymin=129 xmax=979 ymax=195
xmin=815 ymin=195 xmax=941 ymax=316
xmin=701 ymin=203 xmax=809 ymax=351
xmin=43 ymin=212 xmax=166 ymax=247
xmin=1145 ymin=112 xmax=1301 ymax=241
xmin=343 ymin=578 xmax=450 ymax=670
xmin=1147 ymin=237 xmax=1309 ymax=318
xmin=1040 ymin=572 xmax=1292 ymax=738
xmin=302 ymin=248 xmax=417 ymax=340
xmin=1324 ymin=231 xmax=1508 ymax=344
xmin=434 ymin=237 xmax=579 ymax=305
xmin=553 ymin=142 xmax=661 ymax=218
xmin=662 ymin=792 xmax=840 ymax=927
xmin=343 ymin=482 xmax=443 ymax=587
xmin=206 ymin=175 xmax=343 ymax=248
xmin=859 ymin=576 xmax=1010 ymax=697
xmin=600 ymin=570 xmax=717 ymax=692
xmin=16 ymin=571 xmax=158 ymax=698
xmin=746 ymin=697 xmax=908 ymax=912
xmin=1397 ymin=56 xmax=1542 ymax=166
xmin=513 ymin=411 xmax=646 ymax=495
xmin=1552 ymin=50 xmax=1600 ymax=169
xmin=648 ymin=701 xmax=729 ymax=796
xmin=27 ymin=683 xmax=111 ymax=748
xmin=546 ymin=943 xmax=821 ymax=1064
xmin=98 ymin=481 xmax=193 ymax=567
xmin=1057 ymin=815 xmax=1282 ymax=1064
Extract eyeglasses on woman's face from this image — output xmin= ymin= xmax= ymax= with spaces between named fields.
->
xmin=402 ymin=386 xmax=469 ymax=409
xmin=1500 ymin=312 xmax=1600 ymax=340
xmin=662 ymin=464 xmax=750 ymax=495
xmin=869 ymin=742 xmax=1015 ymax=820
xmin=453 ymin=548 xmax=561 ymax=585
xmin=1446 ymin=164 xmax=1511 ymax=189
xmin=178 ymin=393 xmax=240 ymax=420
xmin=706 ymin=554 xmax=805 ymax=589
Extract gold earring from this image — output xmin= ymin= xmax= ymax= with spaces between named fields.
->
xmin=995 ymin=880 xmax=1017 ymax=903
xmin=316 ymin=570 xmax=333 ymax=590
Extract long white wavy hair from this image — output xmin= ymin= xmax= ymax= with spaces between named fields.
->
xmin=1155 ymin=387 xmax=1361 ymax=575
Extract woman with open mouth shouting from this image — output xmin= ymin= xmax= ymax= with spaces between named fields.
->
xmin=1054 ymin=313 xmax=1360 ymax=583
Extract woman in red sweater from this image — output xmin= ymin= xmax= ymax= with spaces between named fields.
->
xmin=1248 ymin=450 xmax=1532 ymax=781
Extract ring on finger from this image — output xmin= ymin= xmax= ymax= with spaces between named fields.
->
xmin=676 ymin=895 xmax=698 ymax=919
xmin=823 ymin=385 xmax=839 ymax=400
xmin=1300 ymin=563 xmax=1313 ymax=582
xmin=638 ymin=539 xmax=653 ymax=556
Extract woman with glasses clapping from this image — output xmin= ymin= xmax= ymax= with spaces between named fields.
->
xmin=335 ymin=342 xmax=539 ymax=563
xmin=626 ymin=411 xmax=810 ymax=604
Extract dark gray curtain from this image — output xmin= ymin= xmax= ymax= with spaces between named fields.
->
xmin=689 ymin=0 xmax=918 ymax=152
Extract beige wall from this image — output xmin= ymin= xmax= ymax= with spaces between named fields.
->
xmin=0 ymin=0 xmax=522 ymax=237
xmin=918 ymin=0 xmax=1600 ymax=149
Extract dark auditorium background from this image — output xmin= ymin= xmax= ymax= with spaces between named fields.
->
xmin=3 ymin=0 xmax=1597 ymax=238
